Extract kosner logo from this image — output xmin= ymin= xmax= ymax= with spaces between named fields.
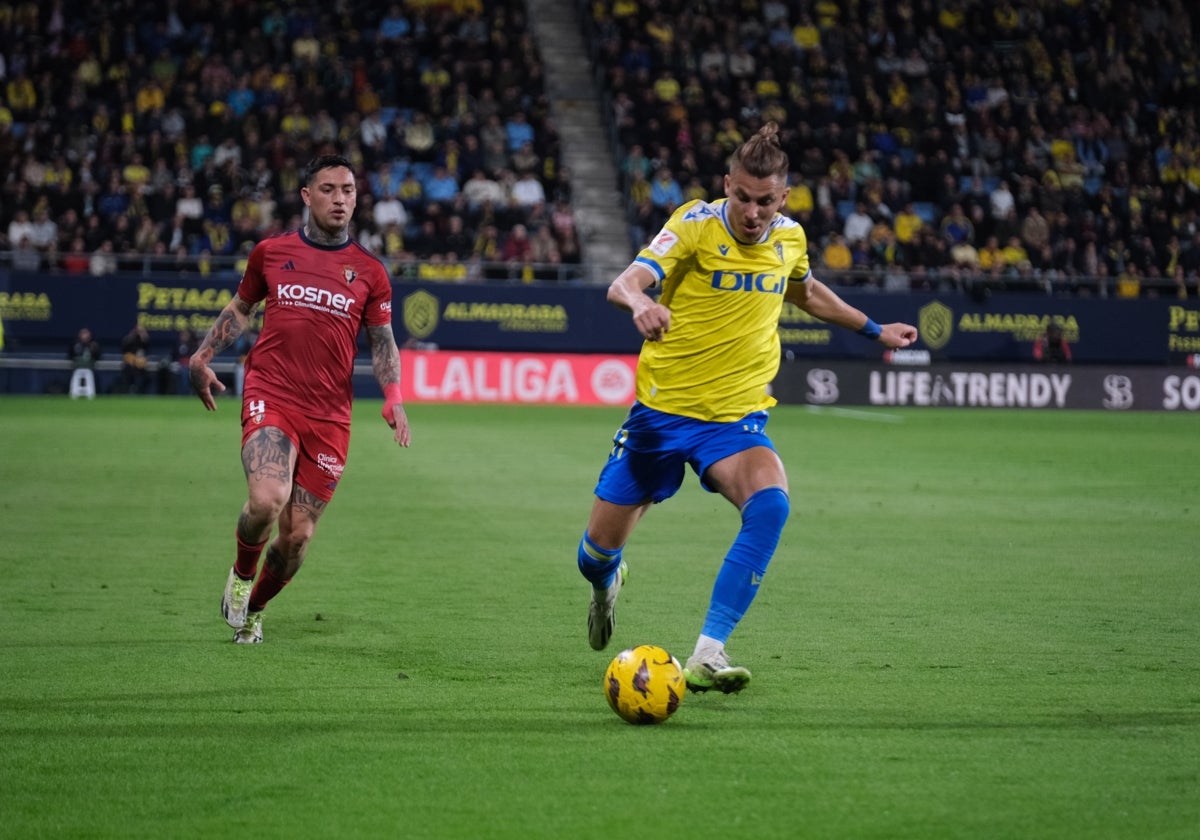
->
xmin=278 ymin=284 xmax=356 ymax=312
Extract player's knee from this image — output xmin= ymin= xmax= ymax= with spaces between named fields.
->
xmin=247 ymin=484 xmax=289 ymax=520
xmin=744 ymin=486 xmax=789 ymax=536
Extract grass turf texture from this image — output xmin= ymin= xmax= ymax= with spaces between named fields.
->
xmin=0 ymin=396 xmax=1197 ymax=839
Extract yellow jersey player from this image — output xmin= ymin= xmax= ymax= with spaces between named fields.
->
xmin=576 ymin=122 xmax=918 ymax=693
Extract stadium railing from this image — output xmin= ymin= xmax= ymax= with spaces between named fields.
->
xmin=0 ymin=251 xmax=1187 ymax=296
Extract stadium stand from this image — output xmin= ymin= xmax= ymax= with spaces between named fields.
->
xmin=577 ymin=0 xmax=1200 ymax=298
xmin=2 ymin=0 xmax=1200 ymax=300
xmin=0 ymin=0 xmax=584 ymax=284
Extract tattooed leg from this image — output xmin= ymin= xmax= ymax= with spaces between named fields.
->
xmin=272 ymin=484 xmax=328 ymax=577
xmin=238 ymin=426 xmax=296 ymax=544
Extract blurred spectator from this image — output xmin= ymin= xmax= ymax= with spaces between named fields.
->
xmin=69 ymin=328 xmax=101 ymax=371
xmin=501 ymin=223 xmax=533 ymax=263
xmin=1116 ymin=264 xmax=1142 ymax=299
xmin=440 ymin=215 xmax=474 ymax=261
xmin=473 ymin=224 xmax=503 ymax=264
xmin=511 ymin=170 xmax=546 ymax=209
xmin=940 ymin=204 xmax=975 ymax=247
xmin=89 ymin=241 xmax=118 ymax=276
xmin=61 ymin=237 xmax=90 ymax=275
xmin=11 ymin=236 xmax=42 ymax=272
xmin=424 ymin=165 xmax=461 ymax=209
xmin=1033 ymin=322 xmax=1072 ymax=363
xmin=373 ymin=191 xmax=408 ymax=232
xmin=504 ymin=111 xmax=535 ymax=154
xmin=893 ymin=204 xmax=924 ymax=250
xmin=118 ymin=324 xmax=152 ymax=394
xmin=462 ymin=169 xmax=506 ymax=215
xmin=397 ymin=171 xmax=426 ymax=215
xmin=843 ymin=202 xmax=875 ymax=248
xmin=649 ymin=168 xmax=683 ymax=217
xmin=167 ymin=328 xmax=198 ymax=395
xmin=822 ymin=233 xmax=853 ymax=272
xmin=7 ymin=210 xmax=34 ymax=249
xmin=627 ymin=196 xmax=657 ymax=254
xmin=1020 ymin=206 xmax=1051 ymax=255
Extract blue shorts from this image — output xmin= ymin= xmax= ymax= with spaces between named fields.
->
xmin=593 ymin=402 xmax=776 ymax=505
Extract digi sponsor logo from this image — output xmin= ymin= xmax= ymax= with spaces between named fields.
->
xmin=277 ymin=284 xmax=356 ymax=313
xmin=710 ymin=271 xmax=785 ymax=294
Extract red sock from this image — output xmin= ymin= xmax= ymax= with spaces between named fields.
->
xmin=248 ymin=563 xmax=291 ymax=612
xmin=234 ymin=535 xmax=266 ymax=580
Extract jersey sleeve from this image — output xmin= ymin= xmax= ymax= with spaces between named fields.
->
xmin=788 ymin=225 xmax=812 ymax=282
xmin=236 ymin=241 xmax=269 ymax=304
xmin=632 ymin=200 xmax=703 ymax=285
xmin=363 ymin=261 xmax=393 ymax=327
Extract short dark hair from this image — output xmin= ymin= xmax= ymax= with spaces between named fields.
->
xmin=730 ymin=121 xmax=789 ymax=179
xmin=304 ymin=154 xmax=353 ymax=185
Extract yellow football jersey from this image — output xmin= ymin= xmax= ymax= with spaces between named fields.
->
xmin=632 ymin=198 xmax=812 ymax=421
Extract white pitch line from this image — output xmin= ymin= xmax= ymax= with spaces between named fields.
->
xmin=803 ymin=405 xmax=905 ymax=423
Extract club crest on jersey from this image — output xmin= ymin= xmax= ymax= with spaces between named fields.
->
xmin=649 ymin=228 xmax=678 ymax=257
xmin=248 ymin=399 xmax=266 ymax=424
xmin=342 ymin=267 xmax=357 ymax=285
xmin=775 ymin=243 xmax=784 ymax=263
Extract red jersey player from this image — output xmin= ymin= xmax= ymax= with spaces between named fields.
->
xmin=189 ymin=154 xmax=411 ymax=644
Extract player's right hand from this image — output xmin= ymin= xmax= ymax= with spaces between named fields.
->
xmin=189 ymin=362 xmax=225 ymax=411
xmin=633 ymin=302 xmax=671 ymax=342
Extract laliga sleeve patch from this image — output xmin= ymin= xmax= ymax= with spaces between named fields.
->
xmin=649 ymin=229 xmax=678 ymax=257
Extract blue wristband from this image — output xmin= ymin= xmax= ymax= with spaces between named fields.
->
xmin=857 ymin=318 xmax=882 ymax=340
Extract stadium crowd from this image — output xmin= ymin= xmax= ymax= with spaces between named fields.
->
xmin=583 ymin=0 xmax=1200 ymax=299
xmin=3 ymin=0 xmax=1200 ymax=298
xmin=0 ymin=0 xmax=581 ymax=284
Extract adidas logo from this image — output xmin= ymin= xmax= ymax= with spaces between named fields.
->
xmin=281 ymin=260 xmax=296 ymax=271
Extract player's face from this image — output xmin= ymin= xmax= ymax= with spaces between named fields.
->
xmin=302 ymin=166 xmax=357 ymax=235
xmin=724 ymin=169 xmax=788 ymax=244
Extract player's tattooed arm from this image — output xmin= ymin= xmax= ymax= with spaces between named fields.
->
xmin=194 ymin=296 xmax=258 ymax=365
xmin=366 ymin=323 xmax=401 ymax=386
xmin=190 ymin=295 xmax=259 ymax=409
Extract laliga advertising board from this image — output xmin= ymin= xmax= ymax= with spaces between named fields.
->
xmin=399 ymin=350 xmax=638 ymax=405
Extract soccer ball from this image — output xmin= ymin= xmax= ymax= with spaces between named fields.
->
xmin=603 ymin=644 xmax=685 ymax=725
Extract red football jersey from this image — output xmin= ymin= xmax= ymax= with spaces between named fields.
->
xmin=238 ymin=229 xmax=392 ymax=422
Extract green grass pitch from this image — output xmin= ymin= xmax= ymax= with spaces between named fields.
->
xmin=1 ymin=396 xmax=1197 ymax=839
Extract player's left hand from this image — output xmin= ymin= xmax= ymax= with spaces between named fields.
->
xmin=879 ymin=323 xmax=919 ymax=349
xmin=383 ymin=403 xmax=411 ymax=447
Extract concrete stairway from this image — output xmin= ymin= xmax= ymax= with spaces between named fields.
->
xmin=525 ymin=0 xmax=631 ymax=282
